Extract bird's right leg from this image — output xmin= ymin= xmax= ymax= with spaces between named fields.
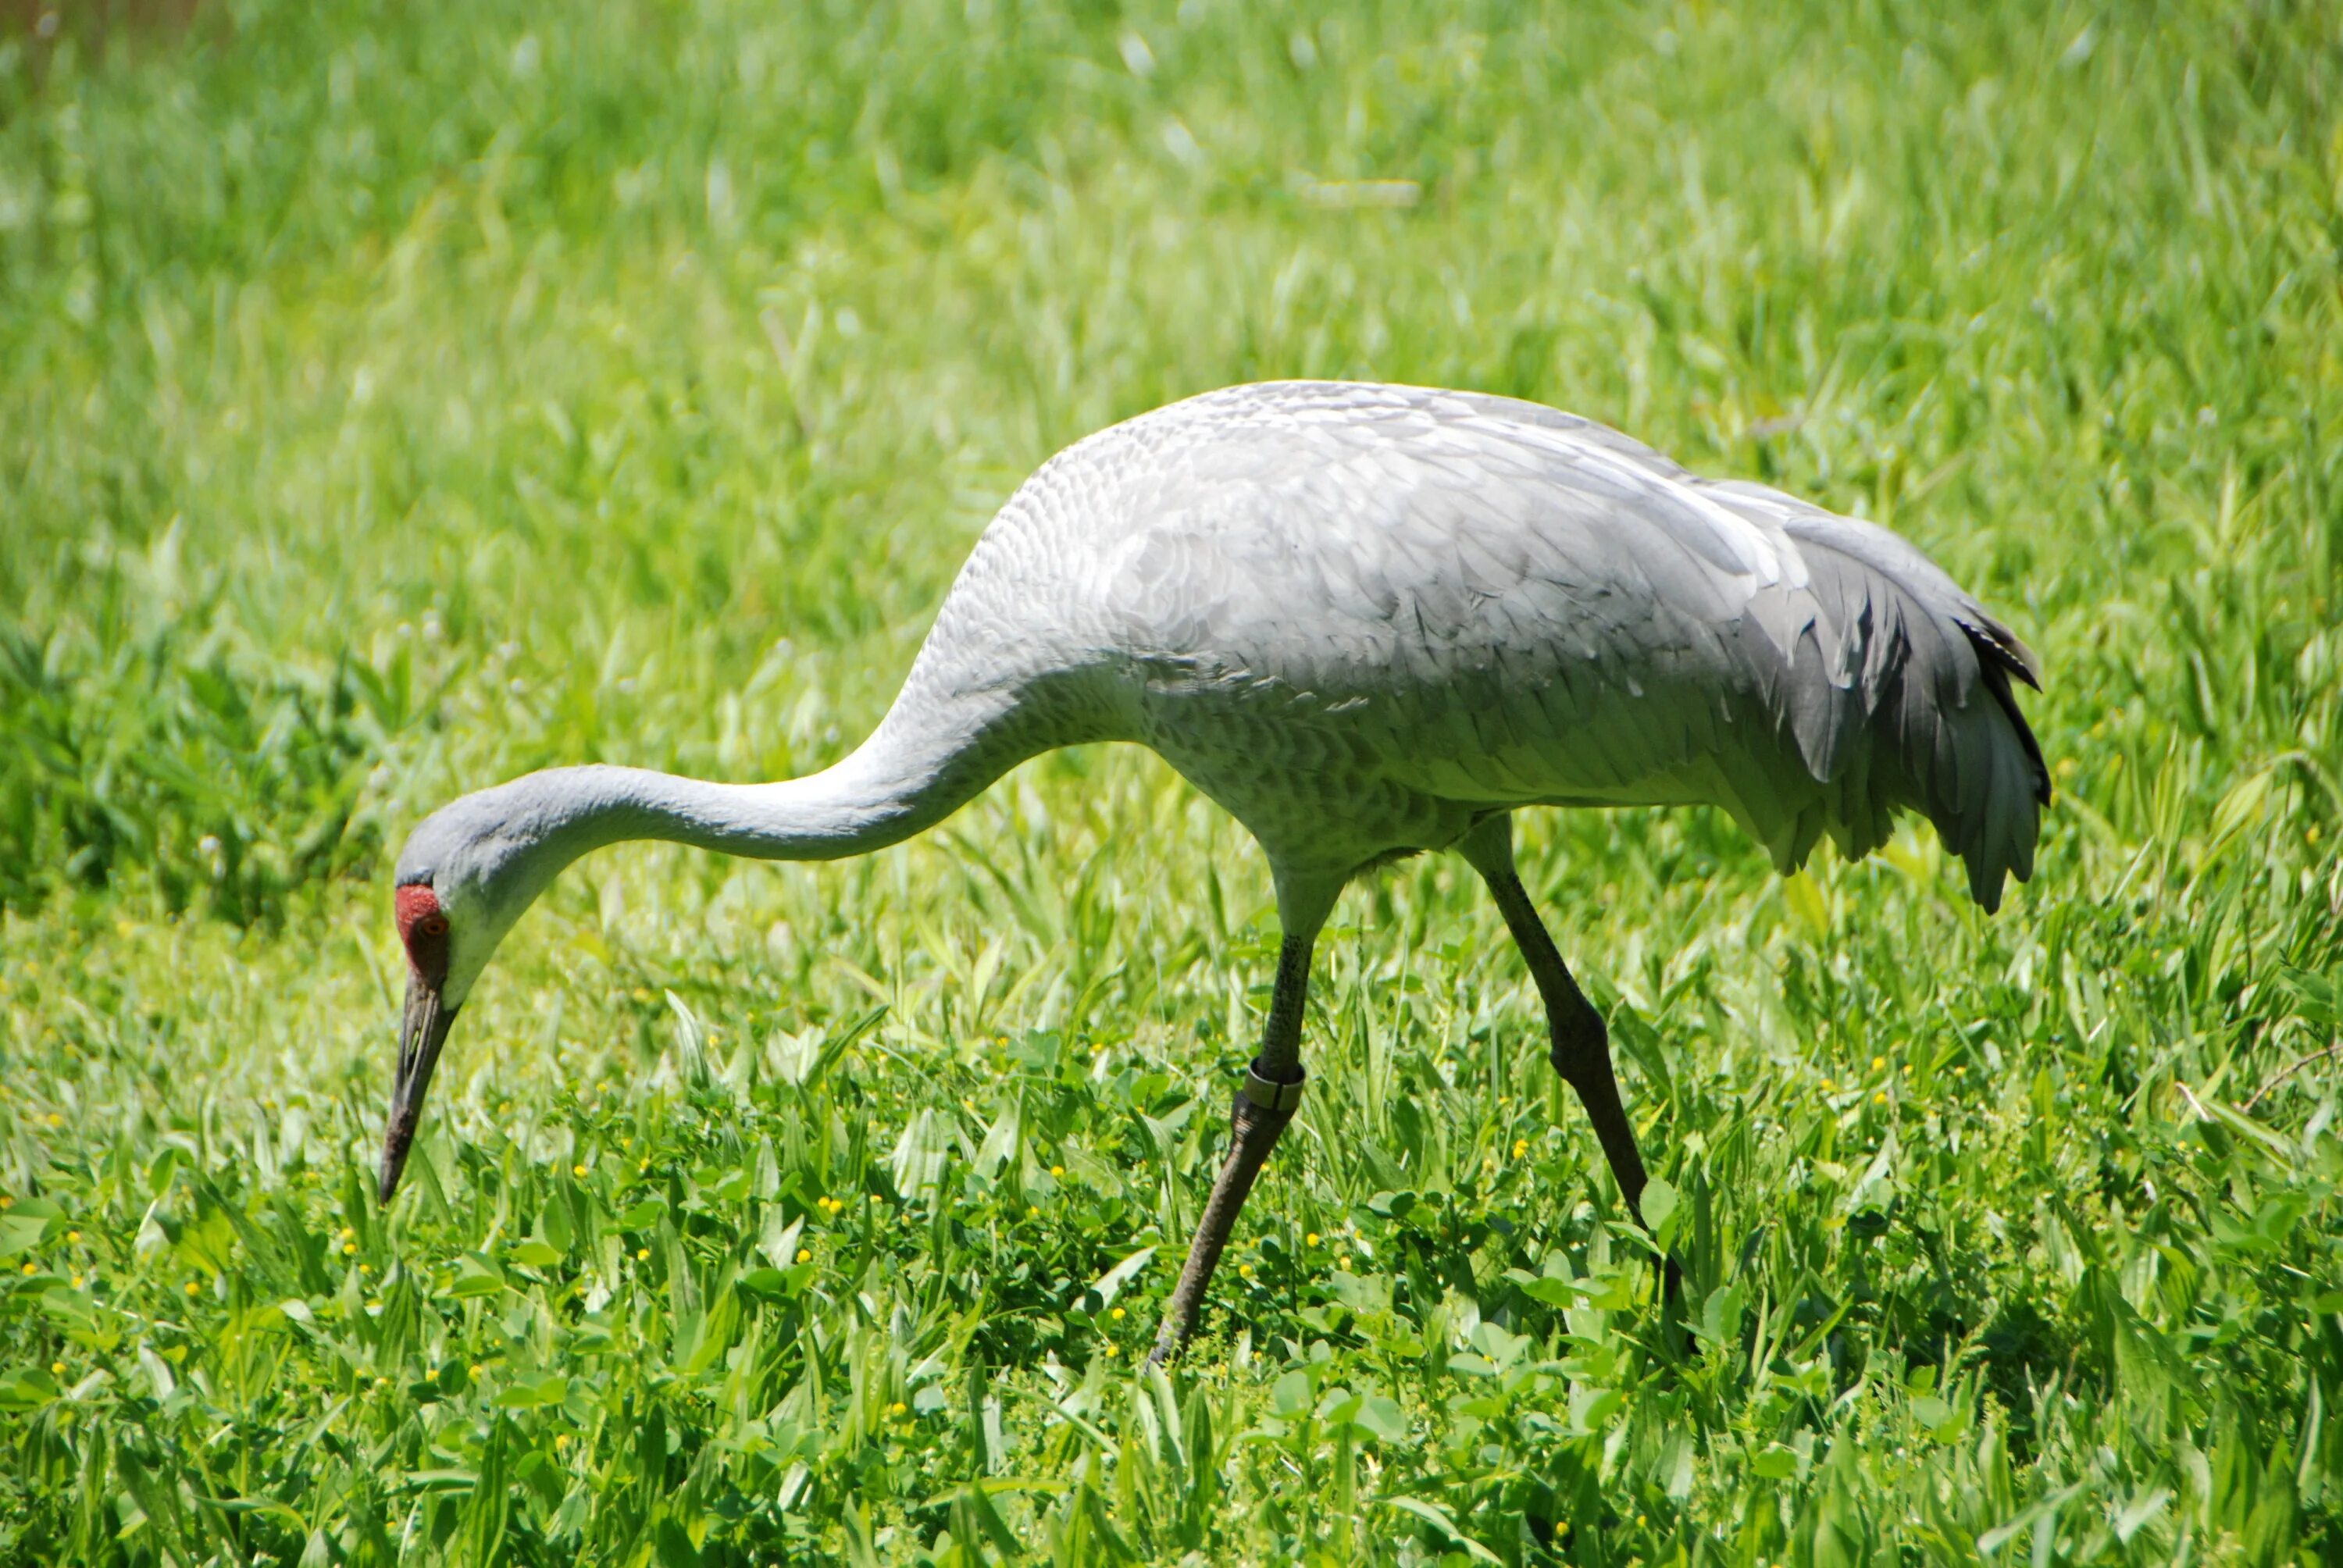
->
xmin=1148 ymin=929 xmax=1316 ymax=1366
xmin=1458 ymin=817 xmax=1681 ymax=1303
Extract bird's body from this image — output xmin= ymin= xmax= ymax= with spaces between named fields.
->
xmin=382 ymin=381 xmax=2049 ymax=1359
xmin=883 ymin=380 xmax=2044 ymax=901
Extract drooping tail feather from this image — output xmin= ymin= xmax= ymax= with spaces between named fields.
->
xmin=1927 ymin=627 xmax=2050 ymax=910
xmin=1690 ymin=483 xmax=2050 ymax=913
xmin=1784 ymin=513 xmax=2048 ymax=911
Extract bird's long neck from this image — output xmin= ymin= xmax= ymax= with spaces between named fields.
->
xmin=508 ymin=688 xmax=1041 ymax=870
xmin=413 ymin=679 xmax=1108 ymax=1008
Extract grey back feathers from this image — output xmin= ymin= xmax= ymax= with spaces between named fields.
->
xmin=890 ymin=380 xmax=2046 ymax=911
xmin=406 ymin=380 xmax=2047 ymax=930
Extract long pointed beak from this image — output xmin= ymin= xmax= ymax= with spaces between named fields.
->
xmin=379 ymin=971 xmax=457 ymax=1204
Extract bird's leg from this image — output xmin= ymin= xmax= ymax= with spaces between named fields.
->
xmin=1460 ymin=819 xmax=1681 ymax=1304
xmin=1148 ymin=931 xmax=1315 ymax=1366
xmin=1491 ymin=871 xmax=1683 ymax=1303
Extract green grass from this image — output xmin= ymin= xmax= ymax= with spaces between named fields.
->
xmin=2 ymin=0 xmax=2340 ymax=1561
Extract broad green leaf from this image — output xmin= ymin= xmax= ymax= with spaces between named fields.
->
xmin=973 ymin=1101 xmax=1021 ymax=1181
xmin=612 ymin=1199 xmax=665 ymax=1232
xmin=1075 ymin=1245 xmax=1154 ymax=1314
xmin=888 ymin=1109 xmax=952 ymax=1200
xmin=0 ymin=1368 xmax=58 ymax=1409
xmin=1385 ymin=1497 xmax=1504 ymax=1565
xmin=494 ymin=1373 xmax=569 ymax=1409
xmin=1352 ymin=1394 xmax=1407 ymax=1442
xmin=0 ymin=1214 xmax=49 ymax=1261
xmin=448 ymin=1254 xmax=506 ymax=1299
xmin=1640 ymin=1177 xmax=1680 ymax=1237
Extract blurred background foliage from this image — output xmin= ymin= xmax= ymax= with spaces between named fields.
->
xmin=0 ymin=0 xmax=2339 ymax=1563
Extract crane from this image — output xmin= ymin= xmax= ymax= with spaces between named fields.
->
xmin=378 ymin=381 xmax=2049 ymax=1363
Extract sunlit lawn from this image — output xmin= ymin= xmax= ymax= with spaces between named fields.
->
xmin=2 ymin=1 xmax=2339 ymax=1562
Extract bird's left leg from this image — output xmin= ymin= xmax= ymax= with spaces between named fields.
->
xmin=1148 ymin=928 xmax=1318 ymax=1366
xmin=1458 ymin=816 xmax=1682 ymax=1304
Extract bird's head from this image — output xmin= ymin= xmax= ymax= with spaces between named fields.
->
xmin=377 ymin=779 xmax=580 ymax=1204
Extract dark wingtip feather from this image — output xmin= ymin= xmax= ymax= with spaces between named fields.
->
xmin=1962 ymin=614 xmax=2044 ymax=692
xmin=1974 ymin=656 xmax=2052 ymax=808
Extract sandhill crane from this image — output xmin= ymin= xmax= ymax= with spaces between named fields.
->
xmin=380 ymin=381 xmax=2048 ymax=1363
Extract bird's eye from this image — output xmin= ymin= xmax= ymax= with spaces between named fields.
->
xmin=419 ymin=914 xmax=449 ymax=939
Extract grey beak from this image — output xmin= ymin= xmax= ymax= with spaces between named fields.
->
xmin=379 ymin=971 xmax=457 ymax=1204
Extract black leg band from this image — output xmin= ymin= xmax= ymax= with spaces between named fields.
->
xmin=1241 ymin=1061 xmax=1306 ymax=1113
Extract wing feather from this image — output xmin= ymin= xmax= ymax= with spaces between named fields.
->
xmin=999 ymin=382 xmax=2045 ymax=904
